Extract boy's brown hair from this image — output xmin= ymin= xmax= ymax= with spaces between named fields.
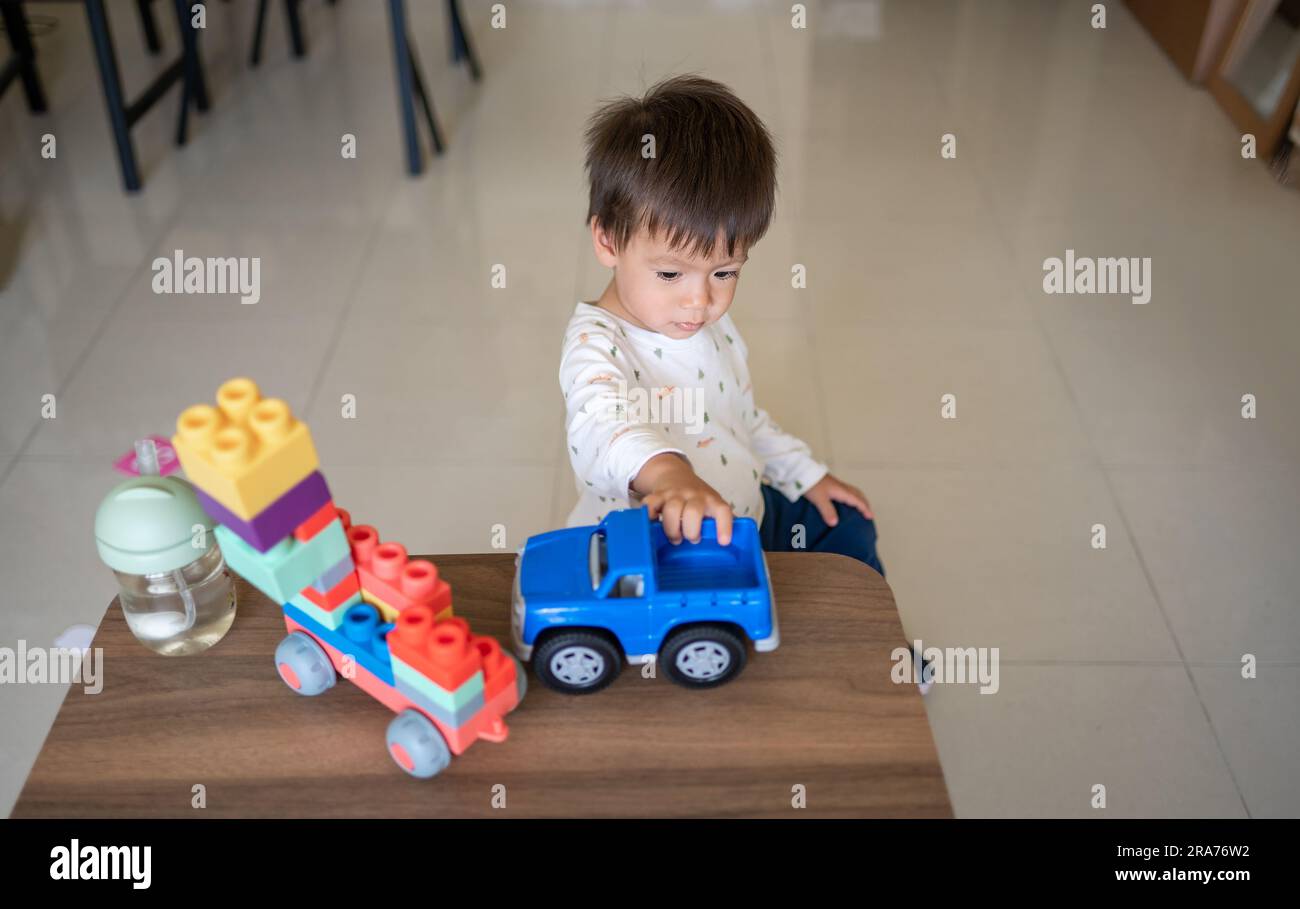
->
xmin=584 ymin=74 xmax=776 ymax=261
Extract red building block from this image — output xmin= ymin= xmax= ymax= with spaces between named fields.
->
xmin=295 ymin=500 xmax=339 ymax=542
xmin=341 ymin=511 xmax=452 ymax=618
xmin=472 ymin=633 xmax=517 ymax=702
xmin=388 ymin=608 xmax=482 ymax=691
xmin=299 ymin=570 xmax=361 ymax=610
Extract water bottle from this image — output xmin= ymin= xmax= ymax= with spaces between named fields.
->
xmin=94 ymin=440 xmax=237 ymax=655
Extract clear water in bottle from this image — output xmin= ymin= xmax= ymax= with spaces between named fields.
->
xmin=115 ymin=544 xmax=236 ymax=656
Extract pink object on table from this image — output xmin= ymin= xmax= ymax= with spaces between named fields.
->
xmin=113 ymin=436 xmax=181 ymax=477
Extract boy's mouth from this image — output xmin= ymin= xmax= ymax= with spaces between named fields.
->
xmin=673 ymin=320 xmax=704 ymax=333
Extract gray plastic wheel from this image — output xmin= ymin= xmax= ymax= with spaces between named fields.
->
xmin=275 ymin=631 xmax=337 ymax=696
xmin=660 ymin=624 xmax=747 ymax=689
xmin=386 ymin=709 xmax=452 ymax=779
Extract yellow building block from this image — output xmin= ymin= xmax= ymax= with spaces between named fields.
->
xmin=172 ymin=377 xmax=319 ymax=522
xmin=360 ymin=588 xmax=452 ymax=624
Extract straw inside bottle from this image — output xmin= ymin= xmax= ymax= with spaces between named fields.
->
xmin=135 ymin=438 xmax=160 ymax=477
xmin=136 ymin=438 xmax=198 ymax=632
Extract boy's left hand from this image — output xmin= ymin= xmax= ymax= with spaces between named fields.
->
xmin=805 ymin=474 xmax=874 ymax=526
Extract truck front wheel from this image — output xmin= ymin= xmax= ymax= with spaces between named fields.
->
xmin=661 ymin=624 xmax=747 ymax=689
xmin=534 ymin=631 xmax=623 ymax=694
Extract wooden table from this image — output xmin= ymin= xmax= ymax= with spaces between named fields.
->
xmin=12 ymin=553 xmax=951 ymax=818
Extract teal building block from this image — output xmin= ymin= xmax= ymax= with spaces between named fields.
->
xmin=392 ymin=657 xmax=485 ymax=712
xmin=217 ymin=517 xmax=349 ymax=605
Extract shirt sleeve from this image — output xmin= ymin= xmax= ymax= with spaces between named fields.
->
xmin=559 ymin=328 xmax=685 ymax=501
xmin=726 ymin=319 xmax=829 ymax=502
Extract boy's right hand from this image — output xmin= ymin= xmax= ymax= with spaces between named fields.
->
xmin=634 ymin=453 xmax=734 ymax=545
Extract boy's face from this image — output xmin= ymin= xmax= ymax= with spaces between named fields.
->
xmin=592 ymin=222 xmax=748 ymax=340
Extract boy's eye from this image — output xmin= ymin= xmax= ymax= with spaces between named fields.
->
xmin=655 ymin=271 xmax=680 ymax=282
xmin=713 ymin=271 xmax=739 ymax=280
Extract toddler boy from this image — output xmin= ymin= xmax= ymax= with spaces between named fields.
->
xmin=560 ymin=75 xmax=882 ymax=575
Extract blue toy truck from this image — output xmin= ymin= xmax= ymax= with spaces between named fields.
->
xmin=511 ymin=507 xmax=779 ymax=693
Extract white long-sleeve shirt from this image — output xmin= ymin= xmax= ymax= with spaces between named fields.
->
xmin=559 ymin=301 xmax=828 ymax=527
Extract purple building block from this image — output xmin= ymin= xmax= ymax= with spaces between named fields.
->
xmin=197 ymin=471 xmax=332 ymax=553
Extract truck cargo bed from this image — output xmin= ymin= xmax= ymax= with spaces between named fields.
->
xmin=653 ymin=540 xmax=760 ymax=592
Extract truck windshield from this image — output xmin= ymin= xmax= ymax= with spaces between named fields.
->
xmin=588 ymin=531 xmax=608 ymax=590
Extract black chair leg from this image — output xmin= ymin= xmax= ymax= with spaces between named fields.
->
xmin=250 ymin=0 xmax=269 ymax=66
xmin=173 ymin=0 xmax=208 ymax=112
xmin=136 ymin=0 xmax=162 ymax=53
xmin=285 ymin=0 xmax=306 ymax=58
xmin=388 ymin=0 xmax=422 ymax=175
xmin=407 ymin=36 xmax=444 ymax=155
xmin=1 ymin=1 xmax=48 ymax=112
xmin=84 ymin=0 xmax=140 ymax=191
xmin=447 ymin=0 xmax=480 ymax=81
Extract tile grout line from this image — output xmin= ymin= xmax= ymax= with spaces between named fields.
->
xmin=301 ymin=198 xmax=397 ymax=419
xmin=1090 ymin=469 xmax=1254 ymax=817
xmin=559 ymin=3 xmax=618 ymax=533
xmin=750 ymin=0 xmax=836 ymax=478
xmin=0 ymin=192 xmax=201 ymax=495
xmin=833 ymin=459 xmax=1300 ymax=471
xmin=996 ymin=660 xmax=1300 ymax=667
xmin=967 ymin=134 xmax=1254 ymax=818
xmin=570 ymin=1 xmax=618 ymax=305
xmin=554 ymin=2 xmax=618 ymax=533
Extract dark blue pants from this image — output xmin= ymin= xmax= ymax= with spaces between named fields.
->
xmin=758 ymin=484 xmax=884 ymax=576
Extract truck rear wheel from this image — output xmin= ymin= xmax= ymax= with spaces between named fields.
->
xmin=534 ymin=631 xmax=623 ymax=694
xmin=661 ymin=624 xmax=747 ymax=689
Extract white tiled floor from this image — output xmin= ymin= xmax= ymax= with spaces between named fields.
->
xmin=1 ymin=0 xmax=1296 ymax=817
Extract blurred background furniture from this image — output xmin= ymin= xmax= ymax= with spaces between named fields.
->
xmin=1125 ymin=0 xmax=1241 ymax=82
xmin=2 ymin=0 xmax=482 ymax=189
xmin=0 ymin=0 xmax=47 ymax=112
xmin=250 ymin=0 xmax=340 ymax=67
xmin=83 ymin=0 xmax=208 ymax=192
xmin=1208 ymin=0 xmax=1300 ymax=160
xmin=388 ymin=0 xmax=480 ymax=175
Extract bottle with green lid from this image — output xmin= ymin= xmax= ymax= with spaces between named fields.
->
xmin=95 ymin=440 xmax=237 ymax=655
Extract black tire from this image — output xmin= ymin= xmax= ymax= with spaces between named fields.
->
xmin=533 ymin=631 xmax=623 ymax=695
xmin=660 ymin=624 xmax=747 ymax=689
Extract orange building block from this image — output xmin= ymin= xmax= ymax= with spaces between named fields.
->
xmin=294 ymin=500 xmax=339 ymax=542
xmin=388 ymin=609 xmax=482 ymax=691
xmin=340 ymin=511 xmax=452 ymax=619
xmin=472 ymin=634 xmax=518 ymax=702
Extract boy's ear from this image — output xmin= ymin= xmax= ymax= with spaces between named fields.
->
xmin=590 ymin=218 xmax=620 ymax=269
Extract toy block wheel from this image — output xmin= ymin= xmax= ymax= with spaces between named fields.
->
xmin=275 ymin=631 xmax=337 ymax=696
xmin=660 ymin=624 xmax=747 ymax=689
xmin=533 ymin=631 xmax=623 ymax=695
xmin=386 ymin=709 xmax=451 ymax=779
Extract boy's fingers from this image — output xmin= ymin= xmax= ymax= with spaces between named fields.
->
xmin=682 ymin=501 xmax=705 ymax=544
xmin=660 ymin=499 xmax=684 ymax=544
xmin=642 ymin=493 xmax=662 ymax=518
xmin=813 ymin=495 xmax=839 ymax=527
xmin=713 ymin=505 xmax=734 ymax=546
xmin=837 ymin=490 xmax=875 ymax=520
xmin=853 ymin=488 xmax=876 ymax=519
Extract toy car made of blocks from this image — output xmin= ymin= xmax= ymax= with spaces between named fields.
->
xmin=172 ymin=378 xmax=525 ymax=778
